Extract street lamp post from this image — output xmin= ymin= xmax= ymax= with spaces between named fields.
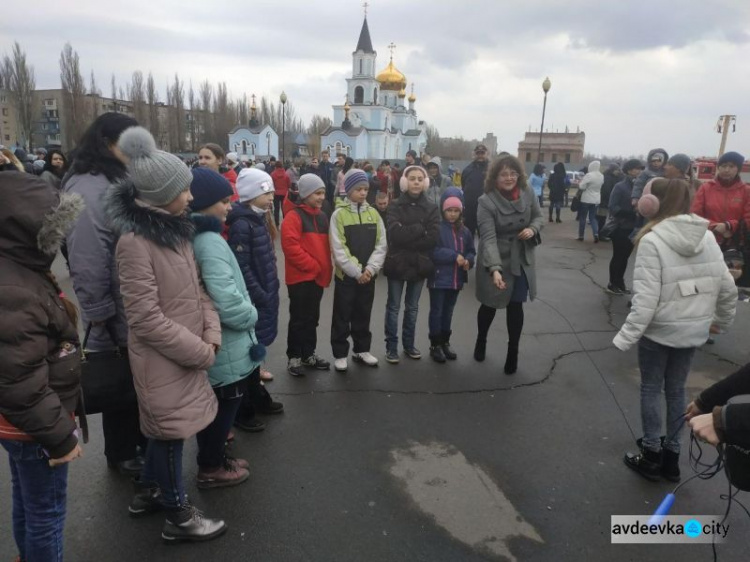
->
xmin=537 ymin=77 xmax=551 ymax=163
xmin=280 ymin=91 xmax=287 ymax=162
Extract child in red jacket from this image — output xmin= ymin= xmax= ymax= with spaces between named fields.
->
xmin=281 ymin=174 xmax=333 ymax=376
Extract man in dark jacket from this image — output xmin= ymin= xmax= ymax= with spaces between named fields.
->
xmin=606 ymin=159 xmax=644 ymax=295
xmin=317 ymin=150 xmax=335 ymax=205
xmin=462 ymin=144 xmax=490 ymax=236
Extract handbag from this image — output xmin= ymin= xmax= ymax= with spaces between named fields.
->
xmin=570 ymin=192 xmax=581 ymax=213
xmin=527 ymin=230 xmax=542 ymax=247
xmin=78 ymin=323 xmax=137 ymax=415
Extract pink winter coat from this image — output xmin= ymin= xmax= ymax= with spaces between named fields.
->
xmin=107 ymin=182 xmax=221 ymax=440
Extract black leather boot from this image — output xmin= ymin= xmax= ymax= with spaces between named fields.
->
xmin=441 ymin=331 xmax=457 ymax=360
xmin=473 ymin=338 xmax=487 ymax=362
xmin=429 ymin=334 xmax=446 ymax=363
xmin=623 ymin=446 xmax=661 ymax=482
xmin=661 ymin=448 xmax=680 ymax=482
xmin=504 ymin=343 xmax=518 ymax=375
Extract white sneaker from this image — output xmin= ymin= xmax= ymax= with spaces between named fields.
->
xmin=353 ymin=352 xmax=379 ymax=367
xmin=334 ymin=358 xmax=348 ymax=372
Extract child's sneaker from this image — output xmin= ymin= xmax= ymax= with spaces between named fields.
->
xmin=606 ymin=284 xmax=624 ymax=295
xmin=404 ymin=347 xmax=422 ymax=360
xmin=352 ymin=352 xmax=379 ymax=367
xmin=385 ymin=350 xmax=400 ymax=364
xmin=334 ymin=358 xmax=348 ymax=372
xmin=287 ymin=358 xmax=305 ymax=377
xmin=302 ymin=354 xmax=330 ymax=370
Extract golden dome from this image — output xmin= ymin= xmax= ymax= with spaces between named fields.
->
xmin=398 ymin=88 xmax=406 ymax=98
xmin=376 ymin=60 xmax=407 ymax=91
xmin=408 ymin=92 xmax=416 ymax=103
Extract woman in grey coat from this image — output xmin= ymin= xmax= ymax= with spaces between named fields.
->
xmin=474 ymin=155 xmax=544 ymax=374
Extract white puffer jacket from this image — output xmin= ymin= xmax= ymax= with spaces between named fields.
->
xmin=577 ymin=160 xmax=603 ymax=205
xmin=613 ymin=214 xmax=737 ymax=351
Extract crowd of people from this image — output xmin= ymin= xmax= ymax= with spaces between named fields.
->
xmin=1 ymin=113 xmax=750 ymax=560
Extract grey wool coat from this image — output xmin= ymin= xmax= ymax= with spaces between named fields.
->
xmin=475 ymin=187 xmax=544 ymax=309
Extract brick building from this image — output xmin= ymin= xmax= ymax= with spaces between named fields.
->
xmin=517 ymin=131 xmax=585 ymax=171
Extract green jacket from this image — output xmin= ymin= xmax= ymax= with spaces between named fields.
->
xmin=329 ymin=201 xmax=387 ymax=282
xmin=191 ymin=213 xmax=261 ymax=387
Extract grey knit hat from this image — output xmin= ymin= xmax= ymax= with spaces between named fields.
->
xmin=118 ymin=127 xmax=193 ymax=206
xmin=297 ymin=173 xmax=325 ymax=200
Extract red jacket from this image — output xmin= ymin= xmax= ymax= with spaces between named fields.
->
xmin=222 ymin=169 xmax=239 ymax=202
xmin=691 ymin=178 xmax=750 ymax=244
xmin=271 ymin=167 xmax=291 ymax=197
xmin=280 ymin=202 xmax=332 ymax=287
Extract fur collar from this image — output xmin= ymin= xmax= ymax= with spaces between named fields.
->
xmin=190 ymin=212 xmax=223 ymax=235
xmin=105 ymin=180 xmax=194 ymax=251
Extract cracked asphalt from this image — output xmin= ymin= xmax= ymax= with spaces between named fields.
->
xmin=2 ymin=207 xmax=749 ymax=561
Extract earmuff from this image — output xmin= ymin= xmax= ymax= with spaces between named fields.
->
xmin=399 ymin=165 xmax=427 ymax=192
xmin=637 ymin=180 xmax=660 ymax=219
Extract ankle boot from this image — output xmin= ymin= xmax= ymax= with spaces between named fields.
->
xmin=661 ymin=448 xmax=680 ymax=482
xmin=429 ymin=334 xmax=446 ymax=363
xmin=473 ymin=337 xmax=487 ymax=362
xmin=623 ymin=445 xmax=661 ymax=482
xmin=129 ymin=478 xmax=163 ymax=518
xmin=162 ymin=503 xmax=227 ymax=543
xmin=441 ymin=331 xmax=457 ymax=360
xmin=503 ymin=343 xmax=518 ymax=374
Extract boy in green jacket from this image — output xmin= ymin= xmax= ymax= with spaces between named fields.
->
xmin=329 ymin=170 xmax=387 ymax=371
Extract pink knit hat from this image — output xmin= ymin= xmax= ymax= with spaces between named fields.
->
xmin=442 ymin=196 xmax=463 ymax=211
xmin=637 ymin=179 xmax=660 ymax=219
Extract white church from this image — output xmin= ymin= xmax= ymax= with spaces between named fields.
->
xmin=320 ymin=16 xmax=428 ymax=160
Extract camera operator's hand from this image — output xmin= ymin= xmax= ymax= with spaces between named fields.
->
xmin=685 ymin=401 xmax=704 ymax=420
xmin=689 ymin=413 xmax=720 ymax=446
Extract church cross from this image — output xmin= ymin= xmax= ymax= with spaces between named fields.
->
xmin=388 ymin=42 xmax=396 ymax=62
xmin=362 ymin=1 xmax=369 ymax=17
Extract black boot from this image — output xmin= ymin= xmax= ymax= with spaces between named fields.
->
xmin=129 ymin=478 xmax=163 ymax=518
xmin=623 ymin=445 xmax=661 ymax=482
xmin=661 ymin=448 xmax=680 ymax=483
xmin=503 ymin=343 xmax=518 ymax=375
xmin=429 ymin=334 xmax=446 ymax=363
xmin=441 ymin=331 xmax=457 ymax=360
xmin=473 ymin=337 xmax=486 ymax=362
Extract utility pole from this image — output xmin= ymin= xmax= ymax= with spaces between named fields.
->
xmin=716 ymin=115 xmax=736 ymax=158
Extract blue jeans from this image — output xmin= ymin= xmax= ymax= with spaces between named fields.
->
xmin=141 ymin=438 xmax=185 ymax=510
xmin=428 ymin=288 xmax=459 ymax=338
xmin=578 ymin=202 xmax=599 ymax=239
xmin=385 ymin=278 xmax=424 ymax=352
xmin=638 ymin=337 xmax=696 ymax=454
xmin=1 ymin=439 xmax=69 ymax=562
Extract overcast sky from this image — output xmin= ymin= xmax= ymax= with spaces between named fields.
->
xmin=3 ymin=0 xmax=749 ymax=158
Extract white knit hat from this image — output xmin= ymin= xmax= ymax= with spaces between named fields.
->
xmin=236 ymin=168 xmax=274 ymax=203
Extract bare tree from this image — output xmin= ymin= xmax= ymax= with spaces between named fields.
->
xmin=198 ymin=80 xmax=213 ymax=146
xmin=170 ymin=73 xmax=186 ymax=152
xmin=110 ymin=74 xmax=118 ymax=111
xmin=59 ymin=43 xmax=88 ymax=150
xmin=2 ymin=42 xmax=36 ymax=149
xmin=307 ymin=114 xmax=333 ymax=157
xmin=89 ymin=69 xmax=98 ymax=96
xmin=212 ymin=82 xmax=233 ymax=146
xmin=146 ymin=72 xmax=159 ymax=139
xmin=129 ymin=71 xmax=147 ymax=126
xmin=187 ymin=81 xmax=196 ymax=151
xmin=237 ymin=93 xmax=249 ymax=127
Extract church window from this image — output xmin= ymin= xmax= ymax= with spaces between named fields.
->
xmin=359 ymin=59 xmax=363 ymax=75
xmin=525 ymin=152 xmax=531 ymax=162
xmin=335 ymin=141 xmax=343 ymax=152
xmin=346 ymin=146 xmax=351 ymax=156
xmin=551 ymin=153 xmax=557 ymax=163
xmin=250 ymin=143 xmax=256 ymax=156
xmin=565 ymin=153 xmax=571 ymax=163
xmin=373 ymin=88 xmax=378 ymax=103
xmin=354 ymin=86 xmax=364 ymax=104
xmin=241 ymin=140 xmax=247 ymax=154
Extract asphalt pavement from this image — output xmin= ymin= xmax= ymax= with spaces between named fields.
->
xmin=2 ymin=205 xmax=749 ymax=561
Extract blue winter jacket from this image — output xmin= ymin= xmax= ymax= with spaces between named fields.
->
xmin=191 ymin=213 xmax=261 ymax=387
xmin=226 ymin=204 xmax=280 ymax=346
xmin=428 ymin=220 xmax=476 ymax=290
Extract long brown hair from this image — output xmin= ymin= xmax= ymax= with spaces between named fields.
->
xmin=484 ymin=155 xmax=529 ymax=194
xmin=635 ymin=178 xmax=692 ymax=245
xmin=46 ymin=272 xmax=79 ymax=328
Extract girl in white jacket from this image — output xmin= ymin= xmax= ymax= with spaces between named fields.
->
xmin=614 ymin=179 xmax=737 ymax=482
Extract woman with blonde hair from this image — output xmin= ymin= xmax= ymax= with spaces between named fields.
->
xmin=614 ymin=178 xmax=737 ymax=482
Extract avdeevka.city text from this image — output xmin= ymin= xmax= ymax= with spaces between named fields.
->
xmin=611 ymin=520 xmax=729 ymax=538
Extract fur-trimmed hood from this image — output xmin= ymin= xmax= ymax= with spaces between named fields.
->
xmin=0 ymin=171 xmax=84 ymax=271
xmin=105 ymin=179 xmax=194 ymax=251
